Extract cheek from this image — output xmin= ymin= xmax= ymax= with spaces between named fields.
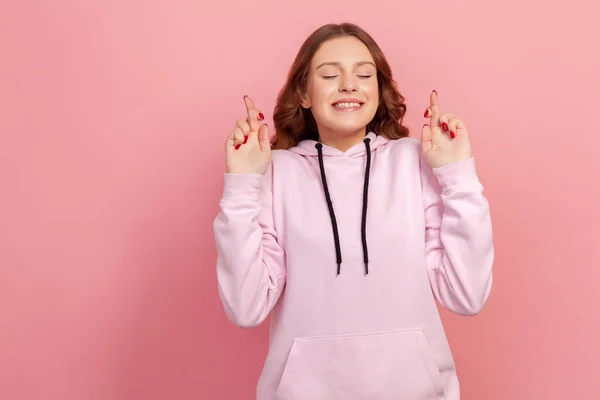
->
xmin=364 ymin=80 xmax=379 ymax=97
xmin=310 ymin=81 xmax=336 ymax=103
xmin=316 ymin=92 xmax=334 ymax=108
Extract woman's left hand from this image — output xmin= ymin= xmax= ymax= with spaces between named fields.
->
xmin=421 ymin=90 xmax=473 ymax=168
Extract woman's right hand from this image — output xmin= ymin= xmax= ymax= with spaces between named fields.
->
xmin=226 ymin=96 xmax=272 ymax=175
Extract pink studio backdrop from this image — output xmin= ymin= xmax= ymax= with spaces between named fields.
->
xmin=1 ymin=0 xmax=599 ymax=399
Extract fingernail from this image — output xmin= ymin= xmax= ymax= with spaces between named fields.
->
xmin=442 ymin=123 xmax=448 ymax=131
xmin=423 ymin=123 xmax=429 ymax=128
xmin=450 ymin=131 xmax=455 ymax=139
xmin=243 ymin=95 xmax=248 ymax=99
xmin=258 ymin=112 xmax=265 ymax=120
xmin=424 ymin=108 xmax=430 ymax=118
xmin=433 ymin=90 xmax=437 ymax=95
xmin=243 ymin=136 xmax=248 ymax=144
xmin=235 ymin=144 xmax=241 ymax=150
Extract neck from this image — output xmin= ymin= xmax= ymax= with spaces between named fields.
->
xmin=318 ymin=127 xmax=368 ymax=152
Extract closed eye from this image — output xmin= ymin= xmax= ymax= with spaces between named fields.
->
xmin=322 ymin=75 xmax=372 ymax=79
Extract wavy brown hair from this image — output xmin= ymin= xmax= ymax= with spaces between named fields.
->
xmin=272 ymin=22 xmax=410 ymax=150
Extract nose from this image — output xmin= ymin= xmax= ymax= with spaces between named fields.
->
xmin=339 ymin=73 xmax=358 ymax=93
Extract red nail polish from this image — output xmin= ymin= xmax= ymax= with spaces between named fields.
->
xmin=424 ymin=109 xmax=430 ymax=118
xmin=235 ymin=144 xmax=241 ymax=150
xmin=258 ymin=112 xmax=265 ymax=120
xmin=423 ymin=123 xmax=429 ymax=128
xmin=243 ymin=136 xmax=248 ymax=144
xmin=442 ymin=123 xmax=448 ymax=131
xmin=450 ymin=131 xmax=455 ymax=139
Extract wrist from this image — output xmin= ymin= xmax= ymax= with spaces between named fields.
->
xmin=432 ymin=157 xmax=481 ymax=192
xmin=221 ymin=173 xmax=264 ymax=202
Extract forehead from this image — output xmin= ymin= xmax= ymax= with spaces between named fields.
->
xmin=311 ymin=36 xmax=374 ymax=67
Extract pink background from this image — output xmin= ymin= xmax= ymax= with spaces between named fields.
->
xmin=1 ymin=0 xmax=599 ymax=399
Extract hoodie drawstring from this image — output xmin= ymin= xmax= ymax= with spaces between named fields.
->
xmin=315 ymin=142 xmax=342 ymax=274
xmin=315 ymin=137 xmax=372 ymax=275
xmin=361 ymin=138 xmax=371 ymax=274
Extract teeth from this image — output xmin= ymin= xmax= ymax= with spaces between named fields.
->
xmin=334 ymin=102 xmax=361 ymax=108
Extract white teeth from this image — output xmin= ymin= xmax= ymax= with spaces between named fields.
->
xmin=334 ymin=102 xmax=362 ymax=108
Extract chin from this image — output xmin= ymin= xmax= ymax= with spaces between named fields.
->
xmin=332 ymin=117 xmax=373 ymax=132
xmin=314 ymin=108 xmax=376 ymax=136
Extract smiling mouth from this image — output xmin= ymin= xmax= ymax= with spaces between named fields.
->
xmin=332 ymin=101 xmax=365 ymax=111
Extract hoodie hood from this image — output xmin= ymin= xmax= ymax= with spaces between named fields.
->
xmin=288 ymin=131 xmax=389 ymax=158
xmin=286 ymin=131 xmax=389 ymax=276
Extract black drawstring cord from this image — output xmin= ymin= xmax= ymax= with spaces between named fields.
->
xmin=315 ymin=143 xmax=342 ymax=274
xmin=315 ymin=138 xmax=373 ymax=276
xmin=361 ymin=138 xmax=371 ymax=275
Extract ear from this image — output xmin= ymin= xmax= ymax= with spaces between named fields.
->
xmin=300 ymin=91 xmax=311 ymax=109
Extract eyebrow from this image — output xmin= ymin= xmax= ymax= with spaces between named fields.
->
xmin=315 ymin=61 xmax=376 ymax=70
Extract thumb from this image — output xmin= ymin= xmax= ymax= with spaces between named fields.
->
xmin=421 ymin=123 xmax=433 ymax=153
xmin=258 ymin=124 xmax=272 ymax=153
xmin=225 ymin=131 xmax=235 ymax=152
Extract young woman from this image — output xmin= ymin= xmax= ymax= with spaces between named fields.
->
xmin=213 ymin=22 xmax=494 ymax=400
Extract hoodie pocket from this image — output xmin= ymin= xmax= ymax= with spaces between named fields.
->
xmin=275 ymin=330 xmax=443 ymax=400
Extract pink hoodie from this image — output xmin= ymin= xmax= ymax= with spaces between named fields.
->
xmin=213 ymin=131 xmax=494 ymax=400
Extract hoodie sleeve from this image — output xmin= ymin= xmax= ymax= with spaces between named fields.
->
xmin=421 ymin=156 xmax=494 ymax=316
xmin=213 ymin=165 xmax=286 ymax=327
